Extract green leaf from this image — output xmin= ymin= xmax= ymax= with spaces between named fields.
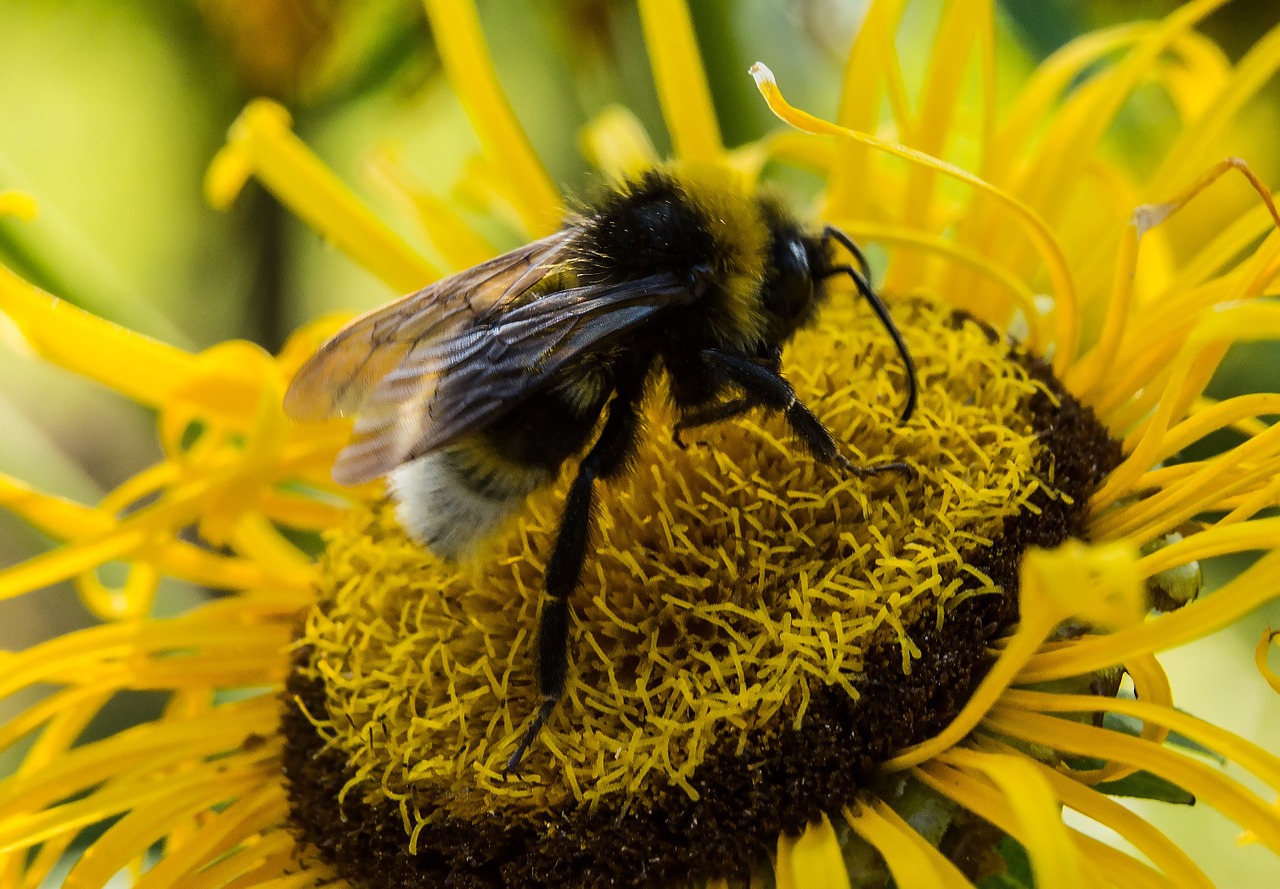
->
xmin=1093 ymin=770 xmax=1196 ymax=805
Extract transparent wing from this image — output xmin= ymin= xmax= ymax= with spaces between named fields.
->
xmin=283 ymin=230 xmax=577 ymax=423
xmin=284 ymin=229 xmax=694 ymax=485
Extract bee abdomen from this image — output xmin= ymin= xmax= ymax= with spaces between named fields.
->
xmin=389 ymin=445 xmax=551 ymax=562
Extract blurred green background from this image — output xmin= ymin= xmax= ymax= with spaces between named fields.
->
xmin=1 ymin=1 xmax=1278 ymax=885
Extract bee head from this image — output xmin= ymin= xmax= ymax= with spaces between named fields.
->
xmin=759 ymin=222 xmax=826 ymax=345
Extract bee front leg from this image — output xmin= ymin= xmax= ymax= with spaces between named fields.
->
xmin=699 ymin=349 xmax=913 ymax=478
xmin=503 ymin=380 xmax=646 ymax=776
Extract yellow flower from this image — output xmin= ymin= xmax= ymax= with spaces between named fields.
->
xmin=4 ymin=1 xmax=1280 ymax=887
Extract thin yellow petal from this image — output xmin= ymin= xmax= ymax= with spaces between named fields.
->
xmin=885 ymin=0 xmax=992 ymax=296
xmin=886 ymin=541 xmax=1141 ymax=770
xmin=133 ymin=787 xmax=288 ymax=889
xmin=1259 ymin=629 xmax=1280 ymax=695
xmin=775 ymin=814 xmax=851 ymax=889
xmin=0 ymin=190 xmax=38 ymax=221
xmin=176 ymin=831 xmax=297 ymax=889
xmin=207 ymin=100 xmax=437 ymax=292
xmin=0 ymin=762 xmax=266 ymax=854
xmin=580 ymin=105 xmax=661 ymax=180
xmin=1145 ymin=394 xmax=1280 ymax=466
xmin=1137 ymin=517 xmax=1280 ymax=578
xmin=1149 ymin=21 xmax=1280 ymax=198
xmin=368 ymin=147 xmax=497 ymax=272
xmin=1094 ymin=448 xmax=1280 ymax=543
xmin=828 ymin=217 xmax=1045 ymax=351
xmin=0 ymin=264 xmax=195 ymax=408
xmin=636 ymin=0 xmax=722 ymax=164
xmin=1063 ymin=219 xmax=1139 ymax=397
xmin=1006 ymin=689 xmax=1280 ymax=794
xmin=420 ymin=0 xmax=561 ymax=234
xmin=1158 ymin=32 xmax=1231 ymax=124
xmin=63 ymin=778 xmax=259 ymax=889
xmin=751 ymin=63 xmax=1080 ymax=373
xmin=1011 ymin=0 xmax=1226 ymax=225
xmin=942 ymin=749 xmax=1084 ymax=889
xmin=977 ymin=739 xmax=1214 ymax=889
xmin=0 ymin=474 xmax=107 ymax=540
xmin=985 ymin=706 xmax=1280 ymax=854
xmin=989 ymin=25 xmax=1147 ymax=180
xmin=1023 ymin=545 xmax=1280 ymax=682
xmin=843 ymin=801 xmax=968 ymax=889
xmin=1094 ymin=300 xmax=1280 ymax=514
xmin=914 ymin=761 xmax=1123 ymax=887
xmin=828 ymin=0 xmax=909 ymax=219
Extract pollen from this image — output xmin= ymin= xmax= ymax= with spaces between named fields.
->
xmin=285 ymin=294 xmax=1120 ymax=887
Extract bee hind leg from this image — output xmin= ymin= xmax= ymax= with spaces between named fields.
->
xmin=503 ymin=377 xmax=647 ymax=776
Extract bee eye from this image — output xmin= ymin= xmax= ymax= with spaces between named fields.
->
xmin=766 ymin=235 xmax=814 ymax=326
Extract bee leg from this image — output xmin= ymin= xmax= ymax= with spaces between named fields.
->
xmin=672 ymin=396 xmax=753 ymax=448
xmin=821 ymin=225 xmax=919 ymax=424
xmin=699 ymin=349 xmax=913 ymax=478
xmin=504 ymin=380 xmax=646 ymax=776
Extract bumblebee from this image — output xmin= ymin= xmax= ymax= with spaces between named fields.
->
xmin=284 ymin=165 xmax=919 ymax=772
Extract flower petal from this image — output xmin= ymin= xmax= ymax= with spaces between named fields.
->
xmin=985 ymin=706 xmax=1280 ymax=854
xmin=207 ymin=99 xmax=437 ymax=292
xmin=751 ymin=62 xmax=1080 ymax=372
xmin=942 ymin=749 xmax=1084 ymax=889
xmin=420 ymin=0 xmax=561 ymax=235
xmin=580 ymin=106 xmax=661 ymax=180
xmin=636 ymin=0 xmax=722 ymax=163
xmin=843 ymin=800 xmax=968 ymax=889
xmin=0 ymin=263 xmax=194 ymax=408
xmin=1258 ymin=629 xmax=1280 ymax=695
xmin=775 ymin=814 xmax=851 ymax=889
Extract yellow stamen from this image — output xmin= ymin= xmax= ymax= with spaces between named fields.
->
xmin=420 ymin=0 xmax=561 ymax=235
xmin=207 ymin=100 xmax=437 ymax=292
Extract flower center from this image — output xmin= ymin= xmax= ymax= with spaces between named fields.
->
xmin=283 ymin=295 xmax=1120 ymax=888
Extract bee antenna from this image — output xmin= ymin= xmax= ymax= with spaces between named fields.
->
xmin=821 ymin=225 xmax=919 ymax=423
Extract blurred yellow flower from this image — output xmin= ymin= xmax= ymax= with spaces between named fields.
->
xmin=3 ymin=0 xmax=1280 ymax=887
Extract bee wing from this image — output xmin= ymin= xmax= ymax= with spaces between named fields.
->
xmin=283 ymin=230 xmax=579 ymax=423
xmin=330 ymin=270 xmax=693 ymax=485
xmin=284 ymin=227 xmax=697 ymax=486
